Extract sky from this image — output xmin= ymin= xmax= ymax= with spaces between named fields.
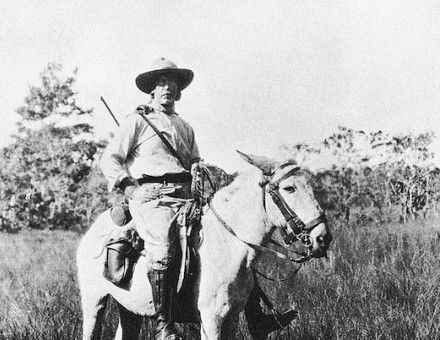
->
xmin=1 ymin=0 xmax=440 ymax=172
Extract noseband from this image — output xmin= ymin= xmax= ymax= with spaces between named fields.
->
xmin=260 ymin=163 xmax=327 ymax=253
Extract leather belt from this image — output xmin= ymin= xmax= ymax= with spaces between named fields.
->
xmin=137 ymin=172 xmax=192 ymax=184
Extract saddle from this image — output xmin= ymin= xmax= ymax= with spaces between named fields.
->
xmin=103 ymin=201 xmax=202 ymax=323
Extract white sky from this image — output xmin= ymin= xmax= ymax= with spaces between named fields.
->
xmin=1 ymin=0 xmax=440 ymax=172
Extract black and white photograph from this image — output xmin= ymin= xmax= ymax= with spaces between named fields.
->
xmin=1 ymin=1 xmax=439 ymax=339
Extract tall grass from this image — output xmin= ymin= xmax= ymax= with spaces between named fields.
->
xmin=0 ymin=231 xmax=82 ymax=339
xmin=1 ymin=218 xmax=440 ymax=339
xmin=255 ymin=217 xmax=440 ymax=340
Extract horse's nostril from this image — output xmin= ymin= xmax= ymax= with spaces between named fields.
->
xmin=317 ymin=236 xmax=325 ymax=246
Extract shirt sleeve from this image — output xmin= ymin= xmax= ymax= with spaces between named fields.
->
xmin=100 ymin=113 xmax=141 ymax=191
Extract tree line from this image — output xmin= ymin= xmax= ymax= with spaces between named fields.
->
xmin=285 ymin=127 xmax=439 ymax=224
xmin=0 ymin=64 xmax=438 ymax=232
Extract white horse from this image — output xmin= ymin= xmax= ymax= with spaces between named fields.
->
xmin=76 ymin=152 xmax=332 ymax=340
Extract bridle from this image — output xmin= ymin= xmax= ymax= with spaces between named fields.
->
xmin=259 ymin=162 xmax=327 ymax=258
xmin=208 ymin=161 xmax=327 ymax=263
xmin=208 ymin=161 xmax=329 ymax=321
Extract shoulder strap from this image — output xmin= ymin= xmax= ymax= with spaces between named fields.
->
xmin=136 ymin=108 xmax=186 ymax=168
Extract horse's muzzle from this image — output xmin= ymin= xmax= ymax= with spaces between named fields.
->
xmin=311 ymin=231 xmax=332 ymax=258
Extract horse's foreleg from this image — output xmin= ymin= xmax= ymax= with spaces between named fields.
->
xmin=200 ymin=309 xmax=223 ymax=340
xmin=114 ymin=303 xmax=143 ymax=340
xmin=81 ymin=294 xmax=109 ymax=340
xmin=200 ymin=320 xmax=222 ymax=340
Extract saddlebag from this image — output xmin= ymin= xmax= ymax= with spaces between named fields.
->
xmin=103 ymin=239 xmax=140 ymax=287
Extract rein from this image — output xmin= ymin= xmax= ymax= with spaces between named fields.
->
xmin=252 ymin=263 xmax=303 ymax=283
xmin=208 ymin=203 xmax=305 ymax=263
xmin=200 ymin=167 xmax=299 ymax=263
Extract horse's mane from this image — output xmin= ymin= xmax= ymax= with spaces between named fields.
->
xmin=211 ymin=169 xmax=261 ymax=206
xmin=208 ymin=161 xmax=309 ymax=209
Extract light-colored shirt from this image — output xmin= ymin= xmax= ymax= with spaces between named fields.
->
xmin=100 ymin=108 xmax=200 ymax=191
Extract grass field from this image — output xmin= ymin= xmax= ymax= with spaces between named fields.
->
xmin=0 ymin=231 xmax=82 ymax=339
xmin=1 ymin=217 xmax=440 ymax=339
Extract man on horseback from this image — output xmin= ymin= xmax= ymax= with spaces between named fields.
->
xmin=99 ymin=57 xmax=300 ymax=340
xmin=100 ymin=57 xmax=199 ymax=340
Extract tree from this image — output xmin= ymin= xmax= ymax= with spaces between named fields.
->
xmin=319 ymin=127 xmax=371 ymax=222
xmin=0 ymin=63 xmax=108 ymax=231
xmin=371 ymin=132 xmax=436 ymax=222
xmin=281 ymin=127 xmax=438 ymax=224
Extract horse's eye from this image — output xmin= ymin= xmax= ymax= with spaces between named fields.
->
xmin=282 ymin=186 xmax=296 ymax=193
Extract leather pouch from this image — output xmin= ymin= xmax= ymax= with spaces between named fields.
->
xmin=103 ymin=239 xmax=139 ymax=286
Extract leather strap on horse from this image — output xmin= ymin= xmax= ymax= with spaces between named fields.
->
xmin=261 ymin=167 xmax=327 ymax=246
xmin=252 ymin=270 xmax=277 ymax=312
xmin=137 ymin=107 xmax=186 ymax=168
xmin=251 ymin=269 xmax=299 ymax=330
xmin=252 ymin=261 xmax=303 ymax=283
xmin=208 ymin=202 xmax=305 ymax=263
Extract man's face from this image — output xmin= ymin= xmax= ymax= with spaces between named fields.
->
xmin=152 ymin=75 xmax=178 ymax=105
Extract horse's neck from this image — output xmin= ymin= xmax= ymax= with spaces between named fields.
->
xmin=208 ymin=170 xmax=272 ymax=246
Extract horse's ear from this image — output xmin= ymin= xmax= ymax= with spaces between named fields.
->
xmin=236 ymin=150 xmax=275 ymax=175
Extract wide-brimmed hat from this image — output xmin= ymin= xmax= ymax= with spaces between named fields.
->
xmin=135 ymin=57 xmax=194 ymax=94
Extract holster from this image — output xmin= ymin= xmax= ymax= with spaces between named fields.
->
xmin=103 ymin=239 xmax=140 ymax=287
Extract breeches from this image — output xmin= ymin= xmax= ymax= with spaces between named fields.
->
xmin=129 ymin=182 xmax=191 ymax=270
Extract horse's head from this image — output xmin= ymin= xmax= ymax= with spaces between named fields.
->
xmin=238 ymin=151 xmax=332 ymax=262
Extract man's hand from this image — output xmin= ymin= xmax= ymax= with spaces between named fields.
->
xmin=191 ymin=161 xmax=205 ymax=203
xmin=118 ymin=177 xmax=138 ymax=199
xmin=123 ymin=184 xmax=138 ymax=199
xmin=123 ymin=184 xmax=162 ymax=202
xmin=118 ymin=177 xmax=162 ymax=202
xmin=130 ymin=185 xmax=161 ymax=202
xmin=191 ymin=161 xmax=201 ymax=177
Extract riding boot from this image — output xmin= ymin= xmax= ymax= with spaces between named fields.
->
xmin=245 ymin=285 xmax=298 ymax=340
xmin=248 ymin=310 xmax=298 ymax=339
xmin=147 ymin=269 xmax=182 ymax=340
